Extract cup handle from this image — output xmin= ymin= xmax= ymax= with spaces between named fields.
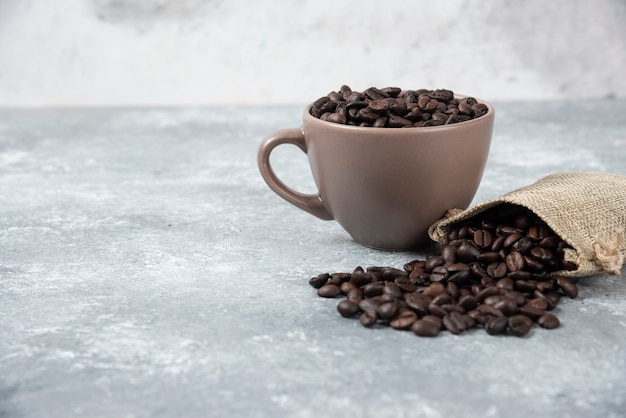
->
xmin=257 ymin=128 xmax=333 ymax=220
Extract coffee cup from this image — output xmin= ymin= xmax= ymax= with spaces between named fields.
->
xmin=257 ymin=96 xmax=494 ymax=250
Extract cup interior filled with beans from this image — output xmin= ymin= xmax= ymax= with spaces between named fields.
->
xmin=258 ymin=85 xmax=495 ymax=250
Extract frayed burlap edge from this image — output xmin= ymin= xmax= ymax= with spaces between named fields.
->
xmin=428 ymin=172 xmax=626 ymax=278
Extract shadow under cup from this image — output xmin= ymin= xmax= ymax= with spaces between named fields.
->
xmin=258 ymin=99 xmax=495 ymax=250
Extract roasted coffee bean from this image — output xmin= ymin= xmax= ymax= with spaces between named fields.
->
xmin=508 ymin=315 xmax=533 ymax=336
xmin=503 ymin=232 xmax=523 ymax=248
xmin=526 ymin=297 xmax=549 ymax=312
xmin=394 ymin=276 xmax=417 ymax=293
xmin=362 ymin=282 xmax=385 ymax=297
xmin=421 ymin=315 xmax=443 ymax=329
xmin=358 ymin=298 xmax=381 ymax=312
xmin=530 ymin=247 xmax=553 ymax=262
xmin=318 ymin=284 xmax=341 ymax=298
xmin=423 ymin=282 xmax=446 ymax=297
xmin=428 ymin=303 xmax=448 ymax=318
xmin=556 ymin=276 xmax=579 ymax=299
xmin=496 ymin=277 xmax=515 ymax=291
xmin=443 ymin=312 xmax=467 ymax=335
xmin=424 ymin=255 xmax=445 ymax=272
xmin=528 ymin=225 xmax=551 ymax=241
xmin=339 ymin=282 xmax=356 ymax=296
xmin=473 ymin=229 xmax=492 ymax=248
xmin=486 ymin=262 xmax=508 ymax=279
xmin=512 ymin=236 xmax=534 ymax=253
xmin=383 ymin=283 xmax=403 ymax=299
xmin=311 ymin=86 xmax=488 ymax=127
xmin=505 ymin=251 xmax=525 ymax=272
xmin=446 ymin=282 xmax=460 ymax=300
xmin=537 ymin=313 xmax=560 ymax=329
xmin=467 ymin=309 xmax=487 ymax=325
xmin=350 ymin=270 xmax=372 ymax=287
xmin=309 ymin=273 xmax=330 ymax=288
xmin=337 ymin=300 xmax=360 ymax=318
xmin=405 ymin=293 xmax=430 ymax=316
xmin=412 ymin=319 xmax=441 ymax=337
xmin=359 ymin=309 xmax=378 ymax=328
xmin=477 ymin=251 xmax=500 ymax=264
xmin=377 ymin=302 xmax=399 ymax=320
xmin=441 ymin=245 xmax=458 ymax=264
xmin=503 ymin=290 xmax=527 ymax=306
xmin=519 ymin=304 xmax=545 ymax=321
xmin=494 ymin=298 xmax=519 ymax=316
xmin=458 ymin=295 xmax=478 ymax=311
xmin=390 ymin=310 xmax=418 ymax=330
xmin=431 ymin=293 xmax=455 ymax=306
xmin=430 ymin=266 xmax=448 ymax=283
xmin=346 ymin=288 xmax=363 ymax=303
xmin=457 ymin=241 xmax=482 ymax=263
xmin=485 ymin=315 xmax=508 ymax=335
xmin=477 ymin=304 xmax=505 ymax=317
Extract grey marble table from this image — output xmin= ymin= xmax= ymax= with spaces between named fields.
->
xmin=1 ymin=100 xmax=625 ymax=418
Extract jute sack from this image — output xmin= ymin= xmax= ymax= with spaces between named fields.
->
xmin=429 ymin=172 xmax=626 ymax=278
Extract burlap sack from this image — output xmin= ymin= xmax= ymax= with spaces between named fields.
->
xmin=428 ymin=172 xmax=626 ymax=278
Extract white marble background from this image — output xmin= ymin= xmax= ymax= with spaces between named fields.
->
xmin=0 ymin=0 xmax=625 ymax=106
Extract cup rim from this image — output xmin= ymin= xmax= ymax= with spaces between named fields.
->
xmin=303 ymin=94 xmax=494 ymax=132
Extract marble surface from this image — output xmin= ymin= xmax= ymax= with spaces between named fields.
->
xmin=1 ymin=100 xmax=625 ymax=418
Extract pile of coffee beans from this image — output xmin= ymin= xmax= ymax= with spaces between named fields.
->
xmin=308 ymin=204 xmax=579 ymax=337
xmin=309 ymin=85 xmax=489 ymax=128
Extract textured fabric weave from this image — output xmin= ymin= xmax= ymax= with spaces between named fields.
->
xmin=429 ymin=172 xmax=626 ymax=277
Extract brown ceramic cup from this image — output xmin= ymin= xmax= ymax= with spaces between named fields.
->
xmin=257 ymin=97 xmax=495 ymax=250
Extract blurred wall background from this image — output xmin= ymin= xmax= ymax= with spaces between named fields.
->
xmin=0 ymin=0 xmax=625 ymax=107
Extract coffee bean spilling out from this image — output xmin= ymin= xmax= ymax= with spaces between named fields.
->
xmin=308 ymin=204 xmax=579 ymax=337
xmin=310 ymin=85 xmax=488 ymax=128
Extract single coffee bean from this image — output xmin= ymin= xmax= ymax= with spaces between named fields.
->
xmin=512 ymin=236 xmax=534 ymax=253
xmin=519 ymin=305 xmax=545 ymax=321
xmin=494 ymin=297 xmax=519 ymax=316
xmin=503 ymin=232 xmax=523 ymax=248
xmin=486 ymin=262 xmax=508 ymax=279
xmin=508 ymin=314 xmax=533 ymax=336
xmin=473 ymin=229 xmax=493 ymax=248
xmin=383 ymin=283 xmax=403 ymax=299
xmin=556 ymin=276 xmax=579 ymax=299
xmin=496 ymin=277 xmax=515 ymax=291
xmin=390 ymin=310 xmax=418 ymax=330
xmin=457 ymin=241 xmax=482 ymax=263
xmin=394 ymin=276 xmax=417 ymax=293
xmin=362 ymin=282 xmax=385 ymax=297
xmin=309 ymin=273 xmax=329 ymax=289
xmin=337 ymin=300 xmax=360 ymax=318
xmin=477 ymin=251 xmax=500 ymax=264
xmin=377 ymin=302 xmax=399 ymax=320
xmin=528 ymin=225 xmax=551 ymax=241
xmin=359 ymin=309 xmax=378 ymax=328
xmin=446 ymin=281 xmax=460 ymax=300
xmin=458 ymin=295 xmax=478 ymax=311
xmin=346 ymin=288 xmax=363 ymax=303
xmin=358 ymin=298 xmax=381 ymax=312
xmin=340 ymin=281 xmax=356 ymax=294
xmin=485 ymin=315 xmax=508 ymax=335
xmin=412 ymin=319 xmax=441 ymax=337
xmin=421 ymin=315 xmax=443 ymax=329
xmin=423 ymin=282 xmax=446 ymax=297
xmin=530 ymin=247 xmax=553 ymax=262
xmin=443 ymin=312 xmax=466 ymax=335
xmin=505 ymin=251 xmax=525 ymax=272
xmin=318 ymin=284 xmax=341 ymax=298
xmin=537 ymin=313 xmax=560 ymax=329
xmin=427 ymin=303 xmax=448 ymax=318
